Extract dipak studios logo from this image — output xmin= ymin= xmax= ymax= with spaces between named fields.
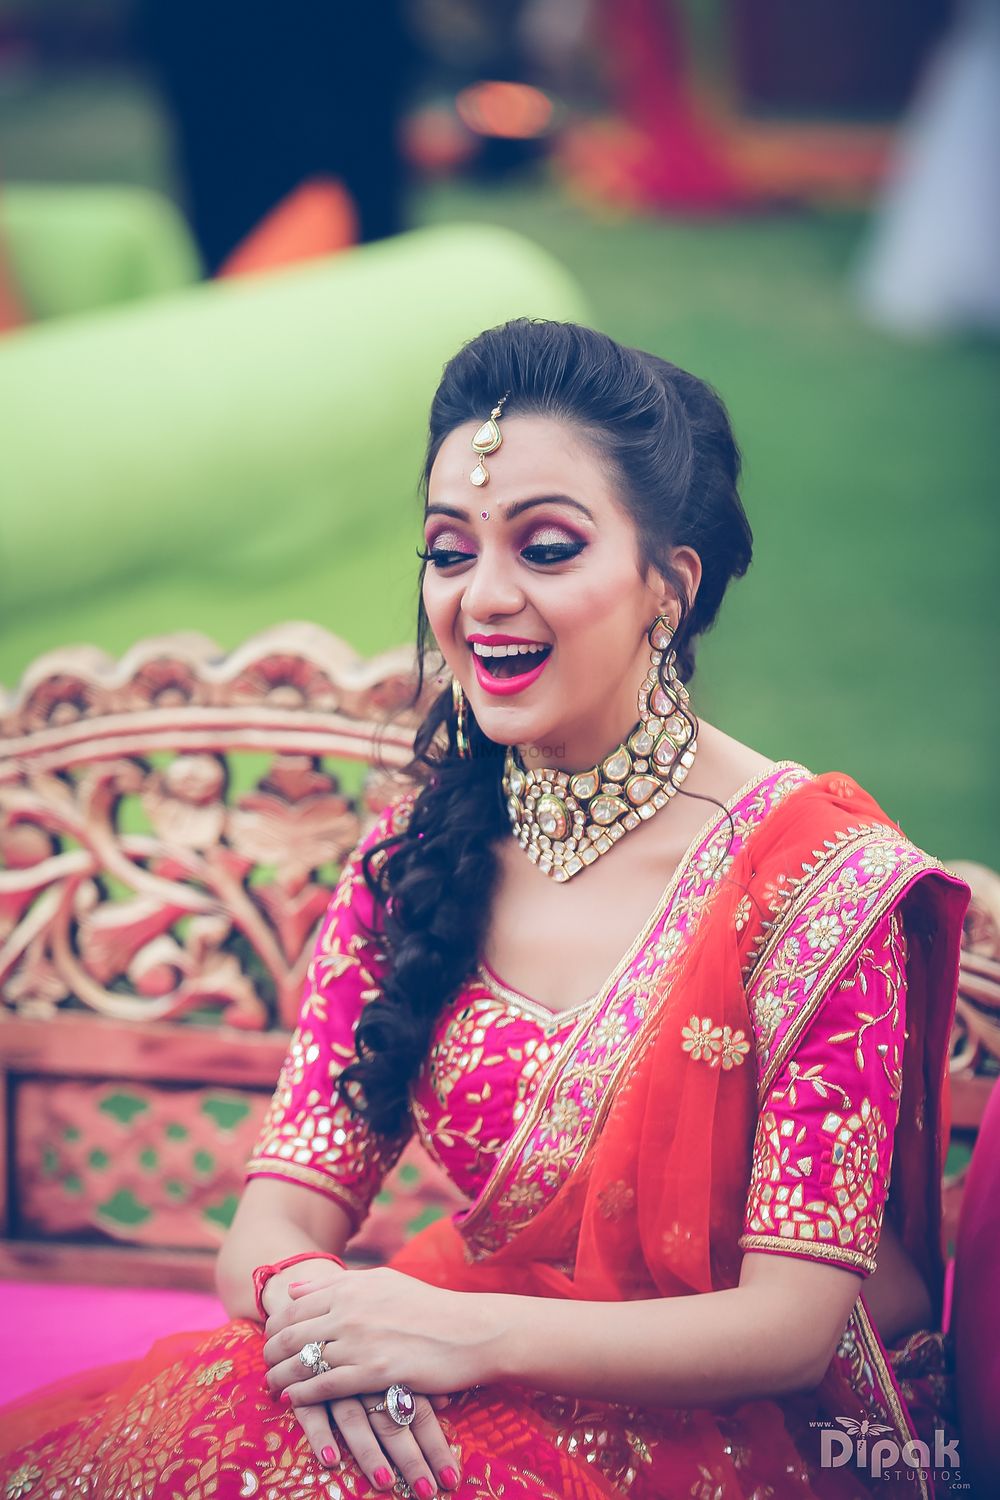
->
xmin=810 ymin=1417 xmax=967 ymax=1487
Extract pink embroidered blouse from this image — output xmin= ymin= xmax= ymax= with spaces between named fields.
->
xmin=245 ymin=769 xmax=906 ymax=1276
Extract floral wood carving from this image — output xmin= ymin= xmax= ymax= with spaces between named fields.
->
xmin=0 ymin=625 xmax=437 ymax=1031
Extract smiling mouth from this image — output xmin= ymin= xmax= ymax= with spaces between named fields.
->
xmin=472 ymin=643 xmax=553 ymax=679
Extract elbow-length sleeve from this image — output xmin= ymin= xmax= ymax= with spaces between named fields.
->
xmin=244 ymin=791 xmax=416 ymax=1233
xmin=740 ymin=907 xmax=907 ymax=1276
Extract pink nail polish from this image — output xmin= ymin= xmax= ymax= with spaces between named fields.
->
xmin=374 ymin=1469 xmax=393 ymax=1488
xmin=441 ymin=1466 xmax=459 ymax=1489
xmin=281 ymin=1389 xmax=293 ymax=1403
xmin=321 ymin=1446 xmax=337 ymax=1466
xmin=414 ymin=1480 xmax=435 ymax=1500
xmin=288 ymin=1281 xmax=306 ymax=1290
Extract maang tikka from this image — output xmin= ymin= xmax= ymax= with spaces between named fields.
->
xmin=469 ymin=393 xmax=509 ymax=487
xmin=502 ymin=614 xmax=698 ymax=882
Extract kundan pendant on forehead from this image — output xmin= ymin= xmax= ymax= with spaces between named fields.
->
xmin=469 ymin=394 xmax=509 ymax=487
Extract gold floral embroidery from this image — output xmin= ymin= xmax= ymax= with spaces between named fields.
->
xmin=411 ymin=990 xmax=578 ymax=1198
xmin=718 ymin=1028 xmax=751 ymax=1069
xmin=697 ymin=840 xmax=734 ymax=881
xmin=681 ymin=1017 xmax=749 ymax=1069
xmin=505 ymin=1178 xmax=547 ymax=1217
xmin=859 ymin=845 xmax=899 ymax=880
xmin=533 ymin=1388 xmax=664 ymax=1494
xmin=776 ymin=1059 xmax=849 ymax=1109
xmin=653 ymin=925 xmax=683 ymax=963
xmin=537 ymin=1091 xmax=583 ymax=1145
xmin=597 ymin=1179 xmax=636 ymax=1220
xmin=5 ymin=1466 xmax=42 ymax=1500
xmin=828 ymin=912 xmax=906 ymax=1097
xmin=805 ymin=912 xmax=844 ymax=951
xmin=681 ymin=1016 xmax=723 ymax=1061
xmin=741 ymin=822 xmax=887 ymax=983
xmin=750 ymin=988 xmax=794 ymax=1061
xmin=734 ymin=894 xmax=753 ymax=932
xmin=194 ymin=1359 xmax=234 ymax=1386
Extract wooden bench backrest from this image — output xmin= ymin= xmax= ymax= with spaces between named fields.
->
xmin=0 ymin=624 xmax=464 ymax=1288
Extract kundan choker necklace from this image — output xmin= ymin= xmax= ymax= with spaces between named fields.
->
xmin=501 ymin=616 xmax=698 ymax=882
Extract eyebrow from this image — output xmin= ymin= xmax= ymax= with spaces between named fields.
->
xmin=424 ymin=494 xmax=595 ymax=525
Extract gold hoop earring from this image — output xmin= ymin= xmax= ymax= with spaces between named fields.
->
xmin=452 ymin=677 xmax=471 ymax=760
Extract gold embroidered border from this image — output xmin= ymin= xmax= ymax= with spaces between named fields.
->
xmin=475 ymin=964 xmax=599 ymax=1030
xmin=749 ymin=825 xmax=901 ymax=977
xmin=456 ymin=763 xmax=812 ymax=1253
xmin=852 ymin=1296 xmax=930 ymax=1500
xmin=244 ymin=1157 xmax=366 ymax=1228
xmin=738 ymin=1232 xmax=876 ymax=1275
xmin=750 ymin=831 xmax=946 ymax=1101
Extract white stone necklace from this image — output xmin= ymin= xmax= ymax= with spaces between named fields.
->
xmin=501 ymin=650 xmax=698 ymax=882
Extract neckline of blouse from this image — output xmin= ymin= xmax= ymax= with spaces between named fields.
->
xmin=475 ymin=760 xmax=811 ymax=1027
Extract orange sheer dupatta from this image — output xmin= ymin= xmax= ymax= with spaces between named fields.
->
xmin=390 ymin=770 xmax=967 ymax=1346
xmin=389 ymin=802 xmax=755 ymax=1302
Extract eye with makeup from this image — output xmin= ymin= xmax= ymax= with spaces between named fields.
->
xmin=416 ymin=523 xmax=587 ymax=570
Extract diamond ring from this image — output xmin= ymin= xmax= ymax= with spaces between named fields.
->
xmin=298 ymin=1341 xmax=331 ymax=1376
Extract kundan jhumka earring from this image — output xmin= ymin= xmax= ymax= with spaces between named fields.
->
xmin=452 ymin=676 xmax=472 ymax=760
xmin=469 ymin=393 xmax=509 ymax=487
xmin=502 ymin=615 xmax=698 ymax=881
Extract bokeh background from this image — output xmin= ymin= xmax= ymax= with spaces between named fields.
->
xmin=2 ymin=0 xmax=998 ymax=864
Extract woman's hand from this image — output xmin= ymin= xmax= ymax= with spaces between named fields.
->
xmin=290 ymin=1388 xmax=460 ymax=1495
xmin=264 ymin=1267 xmax=499 ymax=1399
xmin=262 ymin=1260 xmax=352 ymax=1473
xmin=262 ymin=1266 xmax=470 ymax=1489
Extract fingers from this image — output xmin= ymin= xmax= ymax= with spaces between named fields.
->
xmin=329 ymin=1395 xmax=461 ymax=1496
xmin=263 ymin=1312 xmax=336 ymax=1374
xmin=401 ymin=1398 xmax=462 ymax=1493
xmin=327 ymin=1397 xmax=399 ymax=1493
xmin=265 ymin=1284 xmax=342 ymax=1339
xmin=290 ymin=1402 xmax=340 ymax=1471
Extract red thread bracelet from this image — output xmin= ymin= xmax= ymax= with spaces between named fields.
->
xmin=252 ymin=1251 xmax=346 ymax=1319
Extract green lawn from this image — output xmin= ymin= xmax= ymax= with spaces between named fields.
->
xmin=2 ymin=70 xmax=997 ymax=863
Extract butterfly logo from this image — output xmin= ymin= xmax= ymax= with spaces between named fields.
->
xmin=835 ymin=1417 xmax=894 ymax=1440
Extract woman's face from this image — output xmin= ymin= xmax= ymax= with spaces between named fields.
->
xmin=422 ymin=414 xmax=699 ymax=770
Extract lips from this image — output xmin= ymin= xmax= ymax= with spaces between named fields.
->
xmin=471 ymin=644 xmax=553 ymax=697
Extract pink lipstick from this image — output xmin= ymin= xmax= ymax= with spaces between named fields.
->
xmin=471 ymin=647 xmax=552 ymax=697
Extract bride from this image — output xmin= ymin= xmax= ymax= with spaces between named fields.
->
xmin=0 ymin=319 xmax=968 ymax=1499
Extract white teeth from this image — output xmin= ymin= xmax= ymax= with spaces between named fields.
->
xmin=471 ymin=642 xmax=549 ymax=658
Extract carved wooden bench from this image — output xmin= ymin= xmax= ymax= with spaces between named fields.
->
xmin=0 ymin=625 xmax=464 ymax=1290
xmin=0 ymin=626 xmax=996 ymax=1289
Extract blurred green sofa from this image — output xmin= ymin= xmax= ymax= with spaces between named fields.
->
xmin=0 ymin=217 xmax=587 ymax=684
xmin=0 ymin=183 xmax=202 ymax=321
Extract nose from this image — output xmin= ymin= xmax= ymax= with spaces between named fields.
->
xmin=460 ymin=545 xmax=526 ymax=624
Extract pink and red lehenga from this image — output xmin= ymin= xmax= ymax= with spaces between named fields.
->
xmin=0 ymin=764 xmax=969 ymax=1500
